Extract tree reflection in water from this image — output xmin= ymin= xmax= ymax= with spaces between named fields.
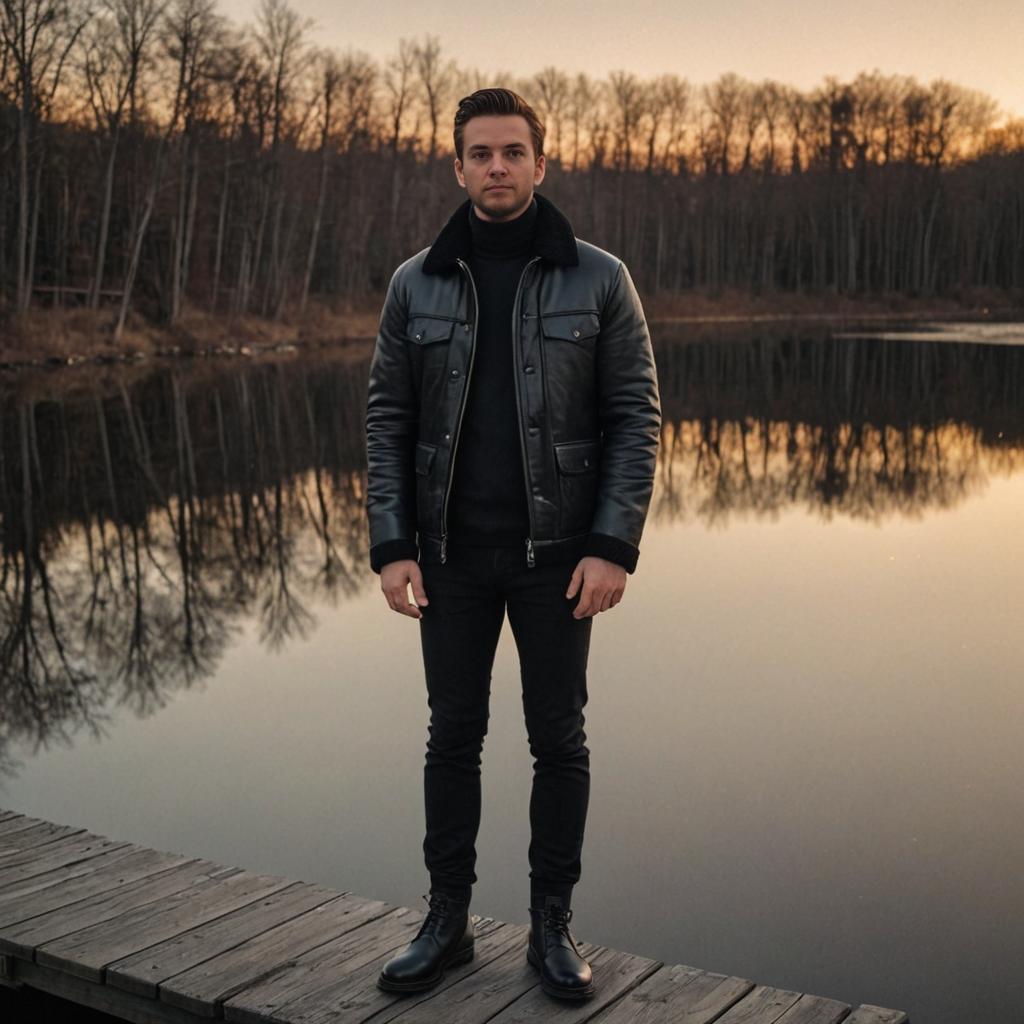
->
xmin=1 ymin=334 xmax=1021 ymax=775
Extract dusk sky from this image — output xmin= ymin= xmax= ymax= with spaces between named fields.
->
xmin=216 ymin=0 xmax=1024 ymax=120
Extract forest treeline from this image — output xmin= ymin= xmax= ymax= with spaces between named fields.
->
xmin=2 ymin=0 xmax=1024 ymax=340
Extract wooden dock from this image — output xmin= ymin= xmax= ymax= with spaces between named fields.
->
xmin=0 ymin=807 xmax=908 ymax=1023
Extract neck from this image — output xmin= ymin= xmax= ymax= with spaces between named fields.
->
xmin=468 ymin=196 xmax=538 ymax=260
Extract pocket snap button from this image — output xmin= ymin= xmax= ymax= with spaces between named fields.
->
xmin=572 ymin=328 xmax=581 ymax=338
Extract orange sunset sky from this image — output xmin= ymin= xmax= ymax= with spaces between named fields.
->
xmin=215 ymin=0 xmax=1024 ymax=120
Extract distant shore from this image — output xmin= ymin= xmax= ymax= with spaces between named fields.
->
xmin=1 ymin=289 xmax=1021 ymax=372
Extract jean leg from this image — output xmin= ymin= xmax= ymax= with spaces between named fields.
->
xmin=418 ymin=550 xmax=505 ymax=897
xmin=504 ymin=558 xmax=593 ymax=907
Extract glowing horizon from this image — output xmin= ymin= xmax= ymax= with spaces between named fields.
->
xmin=214 ymin=0 xmax=1024 ymax=121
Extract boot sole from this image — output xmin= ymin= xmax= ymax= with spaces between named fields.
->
xmin=526 ymin=943 xmax=596 ymax=1000
xmin=377 ymin=942 xmax=475 ymax=993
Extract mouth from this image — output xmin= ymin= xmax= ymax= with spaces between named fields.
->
xmin=486 ymin=185 xmax=512 ymax=191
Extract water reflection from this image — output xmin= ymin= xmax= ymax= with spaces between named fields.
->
xmin=1 ymin=332 xmax=1022 ymax=776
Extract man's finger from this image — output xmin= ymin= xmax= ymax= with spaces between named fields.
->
xmin=386 ymin=587 xmax=422 ymax=618
xmin=573 ymin=582 xmax=596 ymax=618
xmin=565 ymin=564 xmax=583 ymax=599
xmin=409 ymin=568 xmax=429 ymax=608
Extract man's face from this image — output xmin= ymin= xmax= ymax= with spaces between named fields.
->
xmin=454 ymin=114 xmax=546 ymax=222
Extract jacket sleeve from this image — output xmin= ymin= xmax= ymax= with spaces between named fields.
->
xmin=365 ymin=267 xmax=420 ymax=574
xmin=583 ymin=260 xmax=662 ymax=574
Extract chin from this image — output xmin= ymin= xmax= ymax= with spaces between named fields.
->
xmin=477 ymin=190 xmax=524 ymax=219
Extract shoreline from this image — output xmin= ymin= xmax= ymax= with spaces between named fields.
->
xmin=1 ymin=292 xmax=1021 ymax=373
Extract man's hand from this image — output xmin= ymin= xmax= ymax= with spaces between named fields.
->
xmin=565 ymin=556 xmax=627 ymax=618
xmin=381 ymin=559 xmax=429 ymax=619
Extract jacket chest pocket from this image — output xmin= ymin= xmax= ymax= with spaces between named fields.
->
xmin=540 ymin=311 xmax=600 ymax=346
xmin=407 ymin=315 xmax=460 ymax=394
xmin=539 ymin=311 xmax=600 ymax=402
xmin=407 ymin=315 xmax=459 ymax=346
xmin=553 ymin=438 xmax=601 ymax=536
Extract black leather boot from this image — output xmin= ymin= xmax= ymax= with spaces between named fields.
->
xmin=526 ymin=895 xmax=595 ymax=1000
xmin=377 ymin=891 xmax=475 ymax=993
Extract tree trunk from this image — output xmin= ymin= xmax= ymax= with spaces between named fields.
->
xmin=90 ymin=129 xmax=121 ymax=309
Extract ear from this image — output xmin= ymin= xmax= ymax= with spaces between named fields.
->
xmin=533 ymin=153 xmax=546 ymax=187
xmin=454 ymin=157 xmax=466 ymax=188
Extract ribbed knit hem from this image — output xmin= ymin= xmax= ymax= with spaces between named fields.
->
xmin=369 ymin=538 xmax=419 ymax=574
xmin=583 ymin=531 xmax=639 ymax=574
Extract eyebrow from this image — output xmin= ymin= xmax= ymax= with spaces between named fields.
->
xmin=467 ymin=143 xmax=527 ymax=153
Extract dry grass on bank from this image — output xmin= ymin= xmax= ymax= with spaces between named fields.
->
xmin=0 ymin=301 xmax=380 ymax=367
xmin=2 ymin=289 xmax=1021 ymax=368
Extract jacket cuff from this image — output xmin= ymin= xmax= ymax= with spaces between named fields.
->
xmin=370 ymin=538 xmax=420 ymax=574
xmin=583 ymin=532 xmax=639 ymax=574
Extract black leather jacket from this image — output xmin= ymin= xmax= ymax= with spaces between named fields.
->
xmin=365 ymin=191 xmax=661 ymax=574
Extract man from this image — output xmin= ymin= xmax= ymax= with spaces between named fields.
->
xmin=366 ymin=88 xmax=661 ymax=1001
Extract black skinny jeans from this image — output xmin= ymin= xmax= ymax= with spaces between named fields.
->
xmin=417 ymin=542 xmax=593 ymax=908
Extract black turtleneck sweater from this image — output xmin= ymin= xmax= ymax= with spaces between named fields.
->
xmin=447 ymin=197 xmax=538 ymax=547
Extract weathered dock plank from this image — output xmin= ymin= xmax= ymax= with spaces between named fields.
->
xmin=711 ymin=985 xmax=804 ymax=1023
xmin=0 ymin=807 xmax=909 ymax=1024
xmin=11 ymin=959 xmax=211 ymax=1024
xmin=0 ymin=847 xmax=193 ymax=925
xmin=219 ymin=906 xmax=472 ymax=1023
xmin=37 ymin=869 xmax=295 ymax=981
xmin=0 ymin=821 xmax=85 ymax=854
xmin=844 ymin=1008 xmax=908 ymax=1024
xmin=0 ymin=860 xmax=237 ymax=959
xmin=0 ymin=814 xmax=42 ymax=838
xmin=449 ymin=941 xmax=662 ymax=1024
xmin=588 ymin=962 xmax=755 ymax=1023
xmin=774 ymin=993 xmax=851 ymax=1023
xmin=712 ymin=985 xmax=849 ymax=1024
xmin=245 ymin=916 xmax=516 ymax=1024
xmin=0 ymin=829 xmax=105 ymax=872
xmin=160 ymin=891 xmax=399 ymax=1017
xmin=107 ymin=882 xmax=352 ymax=998
xmin=0 ymin=832 xmax=131 ymax=887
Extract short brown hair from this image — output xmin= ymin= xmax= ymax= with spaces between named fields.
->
xmin=453 ymin=88 xmax=545 ymax=162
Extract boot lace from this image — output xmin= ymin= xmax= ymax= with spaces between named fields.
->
xmin=546 ymin=905 xmax=573 ymax=929
xmin=418 ymin=892 xmax=453 ymax=935
xmin=543 ymin=904 xmax=577 ymax=947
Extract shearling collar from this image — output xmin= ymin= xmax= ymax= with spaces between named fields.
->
xmin=422 ymin=190 xmax=579 ymax=275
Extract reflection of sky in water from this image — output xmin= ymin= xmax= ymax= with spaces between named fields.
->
xmin=1 ymin=334 xmax=1023 ymax=1024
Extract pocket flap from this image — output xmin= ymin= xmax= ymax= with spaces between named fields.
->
xmin=415 ymin=441 xmax=437 ymax=475
xmin=540 ymin=311 xmax=600 ymax=343
xmin=554 ymin=439 xmax=601 ymax=475
xmin=407 ymin=316 xmax=457 ymax=345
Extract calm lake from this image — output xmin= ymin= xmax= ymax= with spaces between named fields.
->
xmin=1 ymin=323 xmax=1022 ymax=1024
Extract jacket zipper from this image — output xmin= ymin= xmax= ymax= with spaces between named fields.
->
xmin=513 ymin=256 xmax=542 ymax=568
xmin=441 ymin=259 xmax=480 ymax=564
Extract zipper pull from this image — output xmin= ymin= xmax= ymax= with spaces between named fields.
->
xmin=525 ymin=537 xmax=535 ymax=568
xmin=441 ymin=534 xmax=448 ymax=564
